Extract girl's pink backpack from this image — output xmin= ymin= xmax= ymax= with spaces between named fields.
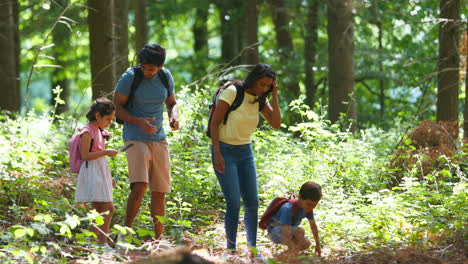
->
xmin=69 ymin=134 xmax=93 ymax=173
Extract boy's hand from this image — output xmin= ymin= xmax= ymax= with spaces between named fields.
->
xmin=315 ymin=243 xmax=321 ymax=257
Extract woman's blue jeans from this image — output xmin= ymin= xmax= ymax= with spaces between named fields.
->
xmin=212 ymin=142 xmax=259 ymax=249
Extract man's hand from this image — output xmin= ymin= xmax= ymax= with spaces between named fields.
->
xmin=137 ymin=117 xmax=157 ymax=134
xmin=169 ymin=117 xmax=179 ymax=131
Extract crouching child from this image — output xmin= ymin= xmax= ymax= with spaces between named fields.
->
xmin=259 ymin=181 xmax=322 ymax=256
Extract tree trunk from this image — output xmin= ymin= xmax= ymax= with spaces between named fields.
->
xmin=464 ymin=24 xmax=468 ymax=140
xmin=114 ymin=0 xmax=129 ymax=77
xmin=134 ymin=0 xmax=148 ymax=52
xmin=437 ymin=0 xmax=460 ymax=122
xmin=304 ymin=0 xmax=319 ymax=108
xmin=327 ymin=0 xmax=356 ymax=128
xmin=51 ymin=0 xmax=71 ymax=115
xmin=217 ymin=0 xmax=242 ymax=66
xmin=245 ymin=0 xmax=259 ymax=66
xmin=88 ymin=0 xmax=115 ymax=100
xmin=268 ymin=0 xmax=300 ymax=101
xmin=0 ymin=0 xmax=20 ymax=112
xmin=192 ymin=6 xmax=209 ymax=81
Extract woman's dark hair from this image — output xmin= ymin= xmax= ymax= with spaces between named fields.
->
xmin=243 ymin=64 xmax=276 ymax=110
xmin=86 ymin=98 xmax=115 ymax=122
xmin=299 ymin=181 xmax=322 ymax=202
xmin=137 ymin=44 xmax=166 ymax=66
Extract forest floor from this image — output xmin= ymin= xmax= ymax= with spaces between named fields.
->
xmin=71 ymin=221 xmax=467 ymax=264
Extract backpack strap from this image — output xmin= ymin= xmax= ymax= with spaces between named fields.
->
xmin=85 ymin=139 xmax=94 ymax=169
xmin=126 ymin=66 xmax=144 ymax=108
xmin=157 ymin=69 xmax=171 ymax=94
xmin=223 ymin=81 xmax=244 ymax=124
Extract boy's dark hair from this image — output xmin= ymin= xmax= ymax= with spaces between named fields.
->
xmin=86 ymin=98 xmax=115 ymax=121
xmin=299 ymin=181 xmax=322 ymax=202
xmin=138 ymin=44 xmax=166 ymax=66
xmin=243 ymin=63 xmax=276 ymax=110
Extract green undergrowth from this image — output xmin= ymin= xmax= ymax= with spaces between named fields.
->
xmin=0 ymin=91 xmax=466 ymax=263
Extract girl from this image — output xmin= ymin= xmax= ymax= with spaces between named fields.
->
xmin=210 ymin=64 xmax=281 ymax=251
xmin=74 ymin=98 xmax=118 ymax=248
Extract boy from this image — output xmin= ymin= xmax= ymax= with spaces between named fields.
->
xmin=267 ymin=181 xmax=322 ymax=256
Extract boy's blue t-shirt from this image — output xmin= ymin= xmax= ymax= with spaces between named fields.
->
xmin=270 ymin=202 xmax=314 ymax=227
xmin=115 ymin=67 xmax=175 ymax=142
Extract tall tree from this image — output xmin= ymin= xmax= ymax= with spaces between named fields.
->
xmin=114 ymin=0 xmax=129 ymax=77
xmin=437 ymin=0 xmax=460 ymax=122
xmin=244 ymin=0 xmax=259 ymax=65
xmin=268 ymin=0 xmax=300 ymax=102
xmin=327 ymin=0 xmax=356 ymax=128
xmin=88 ymin=0 xmax=115 ymax=99
xmin=304 ymin=0 xmax=319 ymax=108
xmin=216 ymin=0 xmax=244 ymax=66
xmin=192 ymin=5 xmax=209 ymax=81
xmin=51 ymin=0 xmax=71 ymax=115
xmin=464 ymin=25 xmax=468 ymax=140
xmin=0 ymin=0 xmax=20 ymax=112
xmin=134 ymin=0 xmax=148 ymax=51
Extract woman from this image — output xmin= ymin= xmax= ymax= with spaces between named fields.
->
xmin=210 ymin=64 xmax=281 ymax=250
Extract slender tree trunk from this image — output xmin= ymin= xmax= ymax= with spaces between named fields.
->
xmin=327 ymin=0 xmax=356 ymax=128
xmin=88 ymin=0 xmax=115 ymax=99
xmin=134 ymin=0 xmax=148 ymax=52
xmin=51 ymin=0 xmax=71 ymax=115
xmin=0 ymin=0 xmax=20 ymax=112
xmin=245 ymin=0 xmax=259 ymax=65
xmin=464 ymin=24 xmax=468 ymax=140
xmin=114 ymin=0 xmax=129 ymax=77
xmin=192 ymin=6 xmax=209 ymax=81
xmin=268 ymin=0 xmax=300 ymax=101
xmin=217 ymin=0 xmax=243 ymax=66
xmin=304 ymin=0 xmax=319 ymax=108
xmin=437 ymin=0 xmax=460 ymax=122
xmin=378 ymin=20 xmax=384 ymax=118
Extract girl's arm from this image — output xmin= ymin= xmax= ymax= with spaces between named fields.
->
xmin=80 ymin=132 xmax=117 ymax=161
xmin=260 ymin=80 xmax=281 ymax=129
xmin=309 ymin=219 xmax=321 ymax=257
xmin=209 ymin=100 xmax=230 ymax=173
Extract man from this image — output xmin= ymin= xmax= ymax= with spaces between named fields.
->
xmin=114 ymin=44 xmax=179 ymax=239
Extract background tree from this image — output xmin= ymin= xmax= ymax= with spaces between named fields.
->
xmin=216 ymin=0 xmax=245 ymax=66
xmin=304 ymin=0 xmax=320 ymax=108
xmin=192 ymin=3 xmax=209 ymax=81
xmin=134 ymin=0 xmax=148 ymax=52
xmin=50 ymin=0 xmax=71 ymax=115
xmin=465 ymin=25 xmax=468 ymax=140
xmin=327 ymin=0 xmax=356 ymax=128
xmin=244 ymin=0 xmax=259 ymax=66
xmin=437 ymin=0 xmax=460 ymax=122
xmin=88 ymin=0 xmax=115 ymax=99
xmin=114 ymin=0 xmax=129 ymax=78
xmin=268 ymin=0 xmax=300 ymax=104
xmin=0 ymin=0 xmax=20 ymax=112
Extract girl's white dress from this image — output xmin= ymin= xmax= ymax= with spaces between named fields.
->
xmin=74 ymin=124 xmax=113 ymax=202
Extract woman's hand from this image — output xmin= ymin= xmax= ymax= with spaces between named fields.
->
xmin=272 ymin=80 xmax=278 ymax=95
xmin=214 ymin=151 xmax=225 ymax=173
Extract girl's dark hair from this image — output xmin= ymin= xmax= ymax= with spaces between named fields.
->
xmin=243 ymin=64 xmax=276 ymax=110
xmin=138 ymin=44 xmax=166 ymax=66
xmin=299 ymin=181 xmax=322 ymax=202
xmin=86 ymin=98 xmax=115 ymax=122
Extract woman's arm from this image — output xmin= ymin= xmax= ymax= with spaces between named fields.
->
xmin=260 ymin=80 xmax=281 ymax=129
xmin=80 ymin=132 xmax=117 ymax=161
xmin=210 ymin=100 xmax=230 ymax=173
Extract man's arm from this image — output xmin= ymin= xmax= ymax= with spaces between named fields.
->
xmin=113 ymin=91 xmax=157 ymax=134
xmin=165 ymin=93 xmax=179 ymax=131
xmin=309 ymin=219 xmax=321 ymax=257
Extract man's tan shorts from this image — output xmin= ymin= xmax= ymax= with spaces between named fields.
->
xmin=125 ymin=140 xmax=171 ymax=193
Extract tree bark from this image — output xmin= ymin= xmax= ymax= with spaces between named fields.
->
xmin=192 ymin=6 xmax=209 ymax=81
xmin=88 ymin=0 xmax=115 ymax=99
xmin=327 ymin=0 xmax=356 ymax=128
xmin=268 ymin=0 xmax=300 ymax=101
xmin=464 ymin=24 xmax=468 ymax=140
xmin=437 ymin=0 xmax=460 ymax=122
xmin=245 ymin=0 xmax=259 ymax=66
xmin=0 ymin=0 xmax=20 ymax=112
xmin=134 ymin=0 xmax=148 ymax=52
xmin=217 ymin=0 xmax=243 ymax=66
xmin=51 ymin=0 xmax=71 ymax=115
xmin=114 ymin=0 xmax=129 ymax=77
xmin=304 ymin=0 xmax=319 ymax=108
